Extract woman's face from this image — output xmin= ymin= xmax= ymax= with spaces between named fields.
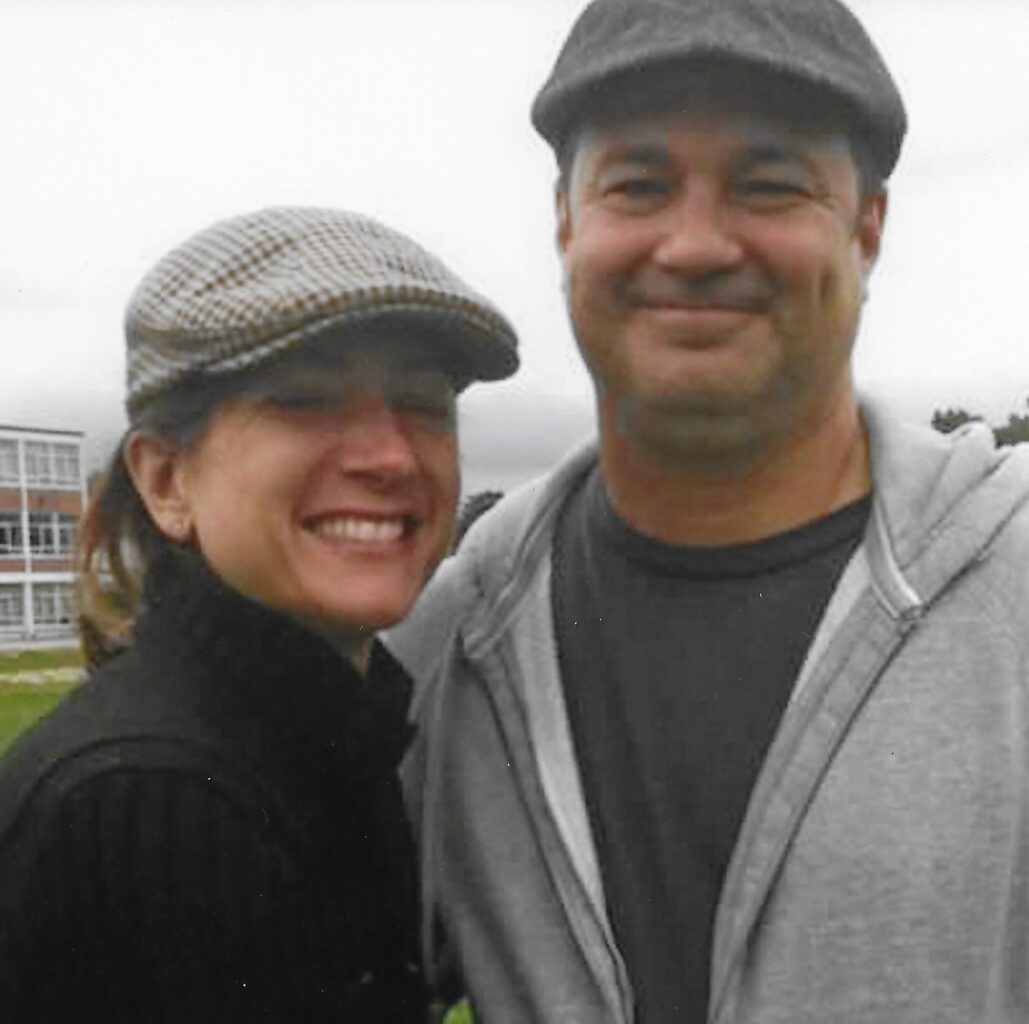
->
xmin=161 ymin=350 xmax=460 ymax=640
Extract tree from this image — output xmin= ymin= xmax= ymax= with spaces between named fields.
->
xmin=930 ymin=398 xmax=1029 ymax=447
xmin=453 ymin=490 xmax=504 ymax=549
xmin=994 ymin=410 xmax=1029 ymax=447
xmin=930 ymin=407 xmax=981 ymax=434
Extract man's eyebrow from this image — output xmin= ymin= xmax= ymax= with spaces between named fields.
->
xmin=735 ymin=142 xmax=810 ymax=168
xmin=573 ymin=139 xmax=671 ymax=192
xmin=594 ymin=140 xmax=673 ymax=168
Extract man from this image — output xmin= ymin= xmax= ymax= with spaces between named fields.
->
xmin=388 ymin=2 xmax=1029 ymax=1022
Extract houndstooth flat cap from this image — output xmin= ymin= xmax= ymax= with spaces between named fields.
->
xmin=125 ymin=206 xmax=519 ymax=418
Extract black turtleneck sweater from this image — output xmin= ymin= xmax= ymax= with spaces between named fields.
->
xmin=0 ymin=549 xmax=426 ymax=1023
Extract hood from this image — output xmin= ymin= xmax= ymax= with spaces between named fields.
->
xmin=390 ymin=397 xmax=1029 ymax=683
xmin=862 ymin=396 xmax=1029 ymax=616
xmin=459 ymin=397 xmax=1029 ymax=621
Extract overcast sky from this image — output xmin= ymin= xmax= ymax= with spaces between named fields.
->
xmin=3 ymin=0 xmax=1029 ymax=492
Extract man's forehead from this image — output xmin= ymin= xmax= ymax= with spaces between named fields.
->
xmin=578 ymin=109 xmax=853 ymax=162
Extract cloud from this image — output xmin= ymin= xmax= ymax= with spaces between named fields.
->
xmin=0 ymin=285 xmax=78 ymax=310
xmin=459 ymin=388 xmax=595 ymax=495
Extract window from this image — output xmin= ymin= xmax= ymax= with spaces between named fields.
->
xmin=0 ymin=440 xmax=18 ymax=485
xmin=29 ymin=512 xmax=76 ymax=555
xmin=0 ymin=512 xmax=22 ymax=555
xmin=53 ymin=444 xmax=80 ymax=487
xmin=28 ymin=512 xmax=76 ymax=556
xmin=24 ymin=442 xmax=52 ymax=485
xmin=57 ymin=513 xmax=78 ymax=554
xmin=32 ymin=582 xmax=75 ymax=627
xmin=23 ymin=440 xmax=81 ymax=489
xmin=0 ymin=584 xmax=23 ymax=628
xmin=29 ymin=512 xmax=58 ymax=555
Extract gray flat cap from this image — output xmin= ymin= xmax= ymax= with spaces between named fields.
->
xmin=532 ymin=0 xmax=907 ymax=180
xmin=125 ymin=206 xmax=518 ymax=418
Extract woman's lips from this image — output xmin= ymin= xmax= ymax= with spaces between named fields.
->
xmin=304 ymin=513 xmax=413 ymax=544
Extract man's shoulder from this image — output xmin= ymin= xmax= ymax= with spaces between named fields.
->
xmin=385 ymin=477 xmax=550 ymax=671
xmin=387 ymin=442 xmax=598 ymax=671
xmin=981 ymin=456 xmax=1029 ymax=570
xmin=876 ymin=420 xmax=1029 ymax=624
xmin=865 ymin=399 xmax=1029 ymax=547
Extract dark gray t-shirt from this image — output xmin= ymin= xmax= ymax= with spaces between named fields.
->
xmin=553 ymin=469 xmax=869 ymax=1024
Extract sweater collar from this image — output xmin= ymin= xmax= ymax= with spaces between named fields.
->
xmin=134 ymin=546 xmax=415 ymax=780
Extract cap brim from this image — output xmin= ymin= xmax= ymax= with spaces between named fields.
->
xmin=202 ymin=303 xmax=519 ymax=385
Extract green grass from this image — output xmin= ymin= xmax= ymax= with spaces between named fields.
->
xmin=0 ymin=681 xmax=78 ymax=756
xmin=0 ymin=647 xmax=83 ymax=674
xmin=442 ymin=1001 xmax=474 ymax=1024
xmin=0 ymin=647 xmax=84 ymax=756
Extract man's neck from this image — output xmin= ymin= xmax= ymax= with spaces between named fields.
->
xmin=599 ymin=398 xmax=871 ymax=546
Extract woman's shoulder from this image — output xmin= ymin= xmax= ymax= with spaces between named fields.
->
xmin=0 ymin=664 xmax=312 ymax=1021
xmin=0 ymin=649 xmax=279 ymax=849
xmin=2 ymin=646 xmax=194 ymax=761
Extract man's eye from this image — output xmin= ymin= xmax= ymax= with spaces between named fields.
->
xmin=740 ymin=178 xmax=809 ymax=199
xmin=607 ymin=177 xmax=669 ymax=198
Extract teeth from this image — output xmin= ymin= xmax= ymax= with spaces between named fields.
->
xmin=309 ymin=516 xmax=406 ymax=543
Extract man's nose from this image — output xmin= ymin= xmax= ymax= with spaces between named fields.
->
xmin=650 ymin=184 xmax=744 ymax=275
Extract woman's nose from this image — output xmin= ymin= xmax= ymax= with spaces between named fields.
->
xmin=337 ymin=395 xmax=420 ymax=479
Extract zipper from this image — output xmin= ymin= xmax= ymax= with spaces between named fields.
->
xmin=468 ymin=569 xmax=634 ymax=1023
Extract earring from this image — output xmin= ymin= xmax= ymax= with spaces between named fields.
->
xmin=168 ymin=517 xmax=190 ymax=541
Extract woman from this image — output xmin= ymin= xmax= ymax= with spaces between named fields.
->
xmin=0 ymin=207 xmax=517 ymax=1022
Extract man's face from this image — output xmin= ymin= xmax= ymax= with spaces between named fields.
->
xmin=558 ymin=108 xmax=885 ymax=469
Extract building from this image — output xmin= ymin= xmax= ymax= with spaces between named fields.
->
xmin=0 ymin=426 xmax=87 ymax=643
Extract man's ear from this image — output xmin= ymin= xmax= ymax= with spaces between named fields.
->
xmin=556 ymin=189 xmax=573 ymax=258
xmin=856 ymin=190 xmax=888 ymax=276
xmin=122 ymin=432 xmax=194 ymax=544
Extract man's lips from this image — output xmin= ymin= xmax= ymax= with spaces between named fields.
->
xmin=626 ymin=273 xmax=775 ymax=314
xmin=637 ymin=296 xmax=766 ymax=314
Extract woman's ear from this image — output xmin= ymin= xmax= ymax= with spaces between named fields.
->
xmin=122 ymin=432 xmax=194 ymax=543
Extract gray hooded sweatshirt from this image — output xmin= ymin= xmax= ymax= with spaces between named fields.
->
xmin=388 ymin=399 xmax=1029 ymax=1024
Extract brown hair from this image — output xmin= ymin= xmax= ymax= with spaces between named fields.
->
xmin=76 ymin=375 xmax=227 ymax=667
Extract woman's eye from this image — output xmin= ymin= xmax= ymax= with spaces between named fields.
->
xmin=394 ymin=397 xmax=455 ymax=426
xmin=269 ymin=393 xmax=338 ymax=412
xmin=386 ymin=383 xmax=456 ymax=425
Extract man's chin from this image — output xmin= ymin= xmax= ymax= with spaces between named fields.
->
xmin=612 ymin=391 xmax=789 ymax=476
